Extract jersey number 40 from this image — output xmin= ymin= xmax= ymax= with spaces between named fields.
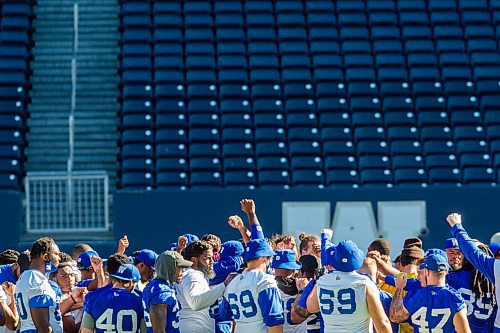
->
xmin=96 ymin=308 xmax=138 ymax=333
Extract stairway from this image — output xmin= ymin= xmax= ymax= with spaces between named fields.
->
xmin=26 ymin=0 xmax=119 ymax=191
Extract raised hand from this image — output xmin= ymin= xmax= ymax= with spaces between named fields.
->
xmin=446 ymin=213 xmax=462 ymax=227
xmin=2 ymin=282 xmax=14 ymax=297
xmin=395 ymin=273 xmax=408 ymax=290
xmin=177 ymin=236 xmax=188 ymax=251
xmin=321 ymin=228 xmax=333 ymax=240
xmin=228 ymin=215 xmax=244 ymax=230
xmin=71 ymin=287 xmax=86 ymax=303
xmin=90 ymin=256 xmax=103 ymax=273
xmin=240 ymin=199 xmax=256 ymax=215
xmin=117 ymin=235 xmax=129 ymax=254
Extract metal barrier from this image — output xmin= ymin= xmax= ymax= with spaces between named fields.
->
xmin=25 ymin=171 xmax=109 ymax=233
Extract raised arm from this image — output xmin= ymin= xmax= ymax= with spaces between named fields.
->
xmin=389 ymin=274 xmax=410 ymax=323
xmin=1 ymin=282 xmax=18 ymax=331
xmin=447 ymin=213 xmax=497 ymax=283
xmin=241 ymin=199 xmax=265 ymax=240
xmin=228 ymin=215 xmax=251 ymax=245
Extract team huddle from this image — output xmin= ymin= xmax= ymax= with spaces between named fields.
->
xmin=0 ymin=199 xmax=498 ymax=333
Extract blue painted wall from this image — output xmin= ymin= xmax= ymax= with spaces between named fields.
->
xmin=0 ymin=191 xmax=23 ymax=250
xmin=1 ymin=188 xmax=498 ymax=258
xmin=113 ymin=187 xmax=500 ymax=253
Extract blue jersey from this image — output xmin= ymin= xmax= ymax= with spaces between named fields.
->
xmin=209 ymin=299 xmax=232 ymax=333
xmin=379 ymin=290 xmax=400 ymax=333
xmin=452 ymin=224 xmax=500 ymax=333
xmin=142 ymin=279 xmax=179 ymax=333
xmin=404 ymin=285 xmax=466 ymax=333
xmin=297 ymin=280 xmax=322 ymax=333
xmin=447 ymin=269 xmax=496 ymax=333
xmin=86 ymin=287 xmax=144 ymax=333
xmin=83 ymin=284 xmax=112 ymax=313
xmin=0 ymin=265 xmax=16 ymax=284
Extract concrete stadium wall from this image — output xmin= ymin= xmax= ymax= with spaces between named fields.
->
xmin=114 ymin=187 xmax=500 ymax=253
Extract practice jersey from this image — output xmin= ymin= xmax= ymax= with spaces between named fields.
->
xmin=404 ymin=285 xmax=466 ymax=333
xmin=316 ymin=271 xmax=375 ymax=333
xmin=280 ymin=291 xmax=307 ymax=333
xmin=447 ymin=269 xmax=496 ymax=333
xmin=142 ymin=278 xmax=180 ymax=333
xmin=14 ymin=269 xmax=63 ymax=333
xmin=86 ymin=287 xmax=144 ymax=333
xmin=220 ymin=270 xmax=284 ymax=333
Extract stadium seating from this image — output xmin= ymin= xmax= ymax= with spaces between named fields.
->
xmin=119 ymin=0 xmax=500 ymax=190
xmin=0 ymin=0 xmax=33 ymax=189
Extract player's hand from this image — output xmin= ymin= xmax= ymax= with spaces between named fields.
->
xmin=321 ymin=228 xmax=333 ymax=240
xmin=312 ymin=243 xmax=321 ymax=255
xmin=177 ymin=236 xmax=188 ymax=251
xmin=367 ymin=250 xmax=381 ymax=260
xmin=71 ymin=287 xmax=86 ymax=303
xmin=295 ymin=277 xmax=309 ymax=291
xmin=446 ymin=213 xmax=462 ymax=227
xmin=2 ymin=282 xmax=14 ymax=296
xmin=117 ymin=235 xmax=129 ymax=254
xmin=90 ymin=256 xmax=103 ymax=273
xmin=240 ymin=199 xmax=256 ymax=215
xmin=223 ymin=272 xmax=238 ymax=287
xmin=395 ymin=273 xmax=407 ymax=290
xmin=228 ymin=215 xmax=244 ymax=230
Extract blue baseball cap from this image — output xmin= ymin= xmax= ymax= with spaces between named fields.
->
xmin=77 ymin=250 xmax=99 ymax=270
xmin=443 ymin=238 xmax=460 ymax=250
xmin=244 ymin=238 xmax=275 ymax=261
xmin=136 ymin=249 xmax=158 ymax=270
xmin=488 ymin=243 xmax=500 ymax=256
xmin=271 ymin=249 xmax=302 ymax=270
xmin=109 ymin=264 xmax=140 ymax=282
xmin=184 ymin=234 xmax=199 ymax=245
xmin=420 ymin=254 xmax=451 ymax=272
xmin=331 ymin=240 xmax=364 ymax=272
xmin=220 ymin=241 xmax=244 ymax=259
xmin=425 ymin=248 xmax=448 ymax=261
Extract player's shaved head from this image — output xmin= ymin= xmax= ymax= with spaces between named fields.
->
xmin=72 ymin=243 xmax=93 ymax=260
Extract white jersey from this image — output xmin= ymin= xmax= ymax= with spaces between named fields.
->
xmin=0 ymin=289 xmax=11 ymax=333
xmin=224 ymin=270 xmax=282 ymax=333
xmin=14 ymin=269 xmax=63 ymax=333
xmin=176 ymin=268 xmax=225 ymax=333
xmin=316 ymin=271 xmax=375 ymax=333
xmin=280 ymin=291 xmax=307 ymax=333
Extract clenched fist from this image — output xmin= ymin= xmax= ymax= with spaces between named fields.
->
xmin=446 ymin=213 xmax=462 ymax=227
xmin=395 ymin=273 xmax=407 ymax=290
xmin=228 ymin=215 xmax=244 ymax=230
xmin=240 ymin=199 xmax=256 ymax=214
xmin=117 ymin=235 xmax=129 ymax=254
